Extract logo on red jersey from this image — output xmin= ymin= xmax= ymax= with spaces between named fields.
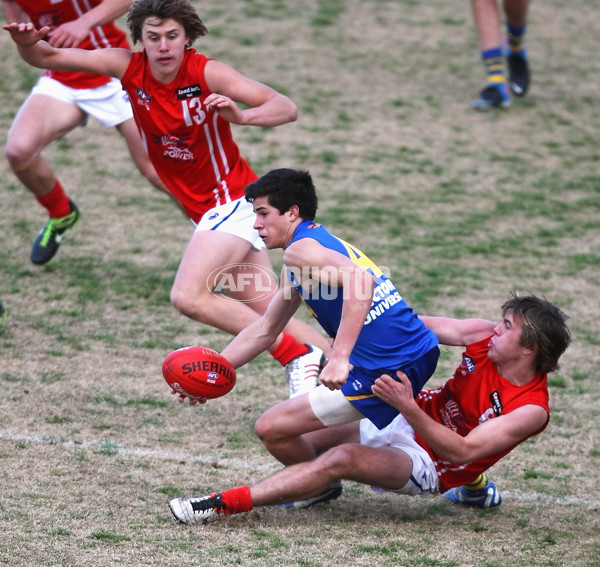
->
xmin=154 ymin=133 xmax=195 ymax=162
xmin=177 ymin=84 xmax=202 ymax=99
xmin=489 ymin=390 xmax=503 ymax=416
xmin=161 ymin=133 xmax=189 ymax=148
xmin=136 ymin=88 xmax=152 ymax=109
xmin=459 ymin=355 xmax=476 ymax=375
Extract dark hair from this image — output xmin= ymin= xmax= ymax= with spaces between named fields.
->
xmin=502 ymin=292 xmax=571 ymax=373
xmin=245 ymin=168 xmax=319 ymax=220
xmin=127 ymin=0 xmax=208 ymax=46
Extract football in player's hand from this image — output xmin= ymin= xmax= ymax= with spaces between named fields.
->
xmin=162 ymin=346 xmax=236 ymax=399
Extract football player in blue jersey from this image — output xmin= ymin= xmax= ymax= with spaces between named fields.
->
xmin=177 ymin=168 xmax=440 ymax=504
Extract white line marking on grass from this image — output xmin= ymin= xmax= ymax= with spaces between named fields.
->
xmin=0 ymin=430 xmax=279 ymax=474
xmin=2 ymin=431 xmax=598 ymax=510
xmin=502 ymin=490 xmax=600 ymax=510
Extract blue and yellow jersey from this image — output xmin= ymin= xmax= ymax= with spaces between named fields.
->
xmin=286 ymin=220 xmax=438 ymax=371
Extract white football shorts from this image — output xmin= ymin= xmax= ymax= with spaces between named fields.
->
xmin=30 ymin=76 xmax=133 ymax=127
xmin=309 ymin=385 xmax=439 ymax=495
xmin=360 ymin=413 xmax=440 ymax=496
xmin=194 ymin=197 xmax=265 ymax=250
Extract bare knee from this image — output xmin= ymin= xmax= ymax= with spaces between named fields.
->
xmin=315 ymin=445 xmax=360 ymax=478
xmin=170 ymin=284 xmax=186 ymax=315
xmin=170 ymin=283 xmax=207 ymax=321
xmin=255 ymin=405 xmax=305 ymax=446
xmin=5 ymin=137 xmax=34 ymax=171
xmin=255 ymin=410 xmax=281 ymax=445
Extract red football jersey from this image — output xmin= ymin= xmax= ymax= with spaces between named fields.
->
xmin=415 ymin=337 xmax=550 ymax=493
xmin=121 ymin=49 xmax=258 ymax=222
xmin=15 ymin=0 xmax=130 ymax=88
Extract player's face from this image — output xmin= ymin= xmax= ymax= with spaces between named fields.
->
xmin=487 ymin=310 xmax=528 ymax=368
xmin=140 ymin=17 xmax=190 ymax=83
xmin=252 ymin=197 xmax=295 ymax=249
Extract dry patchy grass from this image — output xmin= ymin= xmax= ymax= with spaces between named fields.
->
xmin=1 ymin=1 xmax=599 ymax=566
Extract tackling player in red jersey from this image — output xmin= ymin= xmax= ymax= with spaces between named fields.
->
xmin=164 ymin=292 xmax=571 ymax=525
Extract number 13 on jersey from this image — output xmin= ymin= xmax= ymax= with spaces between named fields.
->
xmin=181 ymin=97 xmax=206 ymax=126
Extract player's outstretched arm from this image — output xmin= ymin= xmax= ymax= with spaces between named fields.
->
xmin=204 ymin=60 xmax=298 ymax=127
xmin=3 ymin=21 xmax=49 ymax=46
xmin=421 ymin=316 xmax=496 ymax=347
xmin=172 ymin=287 xmax=300 ymax=407
xmin=373 ymin=371 xmax=548 ymax=464
xmin=221 ymin=285 xmax=303 ymax=369
xmin=3 ymin=22 xmax=131 ymax=78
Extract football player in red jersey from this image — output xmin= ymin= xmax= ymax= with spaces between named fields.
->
xmin=4 ymin=0 xmax=330 ymax=392
xmin=164 ymin=293 xmax=571 ymax=525
xmin=3 ymin=0 xmax=164 ymax=265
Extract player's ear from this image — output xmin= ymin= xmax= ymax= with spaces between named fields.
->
xmin=287 ymin=204 xmax=300 ymax=221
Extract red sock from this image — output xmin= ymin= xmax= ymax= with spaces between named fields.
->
xmin=270 ymin=332 xmax=309 ymax=366
xmin=35 ymin=180 xmax=71 ymax=218
xmin=220 ymin=485 xmax=253 ymax=515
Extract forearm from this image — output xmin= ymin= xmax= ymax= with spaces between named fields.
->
xmin=2 ymin=0 xmax=27 ymax=23
xmin=421 ymin=316 xmax=496 ymax=346
xmin=240 ymin=94 xmax=298 ymax=127
xmin=5 ymin=22 xmax=129 ymax=77
xmin=221 ymin=319 xmax=277 ymax=369
xmin=221 ymin=289 xmax=299 ymax=368
xmin=330 ymin=285 xmax=372 ymax=362
xmin=375 ymin=372 xmax=543 ymax=466
xmin=16 ymin=39 xmax=55 ymax=69
xmin=374 ymin=372 xmax=474 ymax=463
xmin=401 ymin=403 xmax=472 ymax=463
xmin=76 ymin=0 xmax=133 ymax=30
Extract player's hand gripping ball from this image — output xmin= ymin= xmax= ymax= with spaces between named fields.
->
xmin=162 ymin=346 xmax=236 ymax=399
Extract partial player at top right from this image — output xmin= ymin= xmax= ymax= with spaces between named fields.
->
xmin=470 ymin=0 xmax=531 ymax=111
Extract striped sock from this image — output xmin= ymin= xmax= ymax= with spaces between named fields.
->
xmin=464 ymin=473 xmax=488 ymax=492
xmin=481 ymin=46 xmax=507 ymax=87
xmin=506 ymin=22 xmax=527 ymax=54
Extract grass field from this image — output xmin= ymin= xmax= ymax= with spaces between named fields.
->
xmin=1 ymin=1 xmax=599 ymax=566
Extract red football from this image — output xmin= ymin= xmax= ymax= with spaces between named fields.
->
xmin=162 ymin=346 xmax=236 ymax=399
